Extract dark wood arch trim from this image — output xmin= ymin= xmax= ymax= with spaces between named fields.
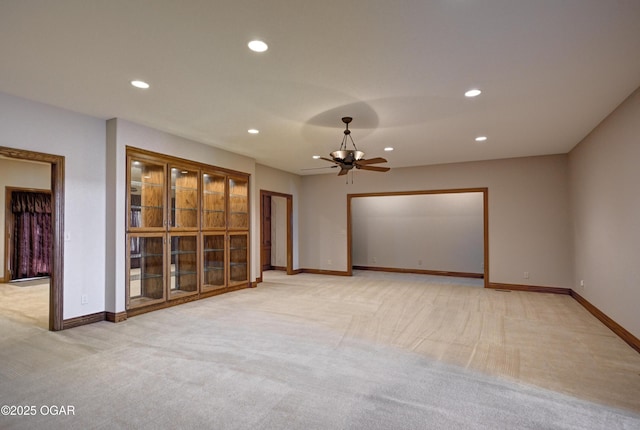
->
xmin=347 ymin=188 xmax=489 ymax=288
xmin=0 ymin=146 xmax=64 ymax=330
xmin=259 ymin=190 xmax=294 ymax=280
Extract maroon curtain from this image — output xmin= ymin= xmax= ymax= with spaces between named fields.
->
xmin=11 ymin=191 xmax=52 ymax=280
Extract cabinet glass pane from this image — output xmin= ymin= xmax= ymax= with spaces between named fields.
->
xmin=170 ymin=235 xmax=198 ymax=297
xmin=229 ymin=234 xmax=248 ymax=283
xmin=129 ymin=236 xmax=165 ymax=304
xmin=203 ymin=234 xmax=225 ymax=290
xmin=203 ymin=173 xmax=226 ymax=229
xmin=170 ymin=167 xmax=199 ymax=229
xmin=229 ymin=177 xmax=248 ymax=229
xmin=130 ymin=160 xmax=164 ymax=229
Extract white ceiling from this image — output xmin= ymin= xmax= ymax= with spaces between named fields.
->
xmin=2 ymin=1 xmax=640 ymax=175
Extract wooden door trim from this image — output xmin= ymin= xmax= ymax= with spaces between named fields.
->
xmin=347 ymin=188 xmax=489 ymax=288
xmin=259 ymin=190 xmax=294 ymax=279
xmin=0 ymin=147 xmax=65 ymax=330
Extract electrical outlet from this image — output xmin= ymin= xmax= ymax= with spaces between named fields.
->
xmin=81 ymin=295 xmax=88 ymax=305
xmin=580 ymin=280 xmax=585 ymax=290
xmin=524 ymin=272 xmax=529 ymax=279
xmin=418 ymin=259 xmax=423 ymax=266
xmin=327 ymin=259 xmax=332 ymax=265
xmin=372 ymin=257 xmax=377 ymax=264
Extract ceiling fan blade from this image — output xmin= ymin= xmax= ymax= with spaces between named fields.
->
xmin=300 ymin=166 xmax=338 ymax=171
xmin=356 ymin=165 xmax=390 ymax=172
xmin=319 ymin=156 xmax=341 ymax=164
xmin=356 ymin=157 xmax=388 ymax=165
xmin=338 ymin=167 xmax=349 ymax=176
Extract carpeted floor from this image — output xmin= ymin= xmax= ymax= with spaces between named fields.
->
xmin=1 ymin=271 xmax=639 ymax=429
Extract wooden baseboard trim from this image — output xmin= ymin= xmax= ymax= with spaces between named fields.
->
xmin=289 ymin=269 xmax=303 ymax=275
xmin=199 ymin=287 xmax=230 ymax=299
xmin=105 ymin=311 xmax=127 ymax=323
xmin=301 ymin=268 xmax=350 ymax=276
xmin=63 ymin=311 xmax=106 ymax=329
xmin=227 ymin=284 xmax=249 ymax=293
xmin=354 ymin=265 xmax=484 ymax=279
xmin=127 ymin=294 xmax=201 ymax=317
xmin=571 ymin=290 xmax=640 ymax=354
xmin=272 ymin=266 xmax=287 ymax=271
xmin=127 ymin=285 xmax=250 ymax=317
xmin=488 ymin=282 xmax=571 ymax=295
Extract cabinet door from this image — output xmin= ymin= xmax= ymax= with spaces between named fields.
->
xmin=127 ymin=234 xmax=166 ymax=308
xmin=129 ymin=158 xmax=166 ymax=230
xmin=202 ymin=233 xmax=225 ymax=291
xmin=229 ymin=233 xmax=249 ymax=286
xmin=168 ymin=234 xmax=198 ymax=299
xmin=202 ymin=171 xmax=226 ymax=230
xmin=170 ymin=165 xmax=199 ymax=230
xmin=228 ymin=176 xmax=248 ymax=230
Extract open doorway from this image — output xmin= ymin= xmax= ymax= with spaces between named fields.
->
xmin=347 ymin=188 xmax=489 ymax=288
xmin=0 ymin=147 xmax=64 ymax=330
xmin=5 ymin=188 xmax=52 ymax=281
xmin=259 ymin=190 xmax=293 ymax=280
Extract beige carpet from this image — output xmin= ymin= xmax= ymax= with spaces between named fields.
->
xmin=0 ymin=271 xmax=639 ymax=429
xmin=0 ymin=279 xmax=49 ymax=330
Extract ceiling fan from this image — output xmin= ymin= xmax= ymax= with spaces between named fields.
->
xmin=317 ymin=117 xmax=390 ymax=176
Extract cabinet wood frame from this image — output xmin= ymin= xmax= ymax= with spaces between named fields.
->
xmin=126 ymin=232 xmax=167 ymax=309
xmin=125 ymin=147 xmax=250 ymax=316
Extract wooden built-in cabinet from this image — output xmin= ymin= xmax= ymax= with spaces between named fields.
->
xmin=126 ymin=148 xmax=250 ymax=314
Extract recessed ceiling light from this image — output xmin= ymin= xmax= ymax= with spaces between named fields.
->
xmin=131 ymin=80 xmax=150 ymax=89
xmin=248 ymin=129 xmax=259 ymax=134
xmin=475 ymin=136 xmax=487 ymax=142
xmin=465 ymin=89 xmax=481 ymax=98
xmin=384 ymin=147 xmax=394 ymax=152
xmin=312 ymin=155 xmax=321 ymax=159
xmin=248 ymin=40 xmax=268 ymax=52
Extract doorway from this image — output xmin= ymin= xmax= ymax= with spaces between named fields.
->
xmin=259 ymin=190 xmax=293 ymax=280
xmin=0 ymin=147 xmax=64 ymax=330
xmin=6 ymin=188 xmax=52 ymax=281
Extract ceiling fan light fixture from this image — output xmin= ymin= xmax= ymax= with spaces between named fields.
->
xmin=330 ymin=150 xmax=365 ymax=162
xmin=316 ymin=116 xmax=390 ymax=177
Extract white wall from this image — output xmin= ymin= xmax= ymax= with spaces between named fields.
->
xmin=569 ymin=87 xmax=640 ymax=339
xmin=351 ymin=192 xmax=484 ymax=273
xmin=105 ymin=118 xmax=257 ymax=313
xmin=0 ymin=91 xmax=106 ymax=319
xmin=254 ymin=164 xmax=302 ymax=270
xmin=0 ymin=158 xmax=51 ymax=277
xmin=301 ymin=154 xmax=573 ymax=288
